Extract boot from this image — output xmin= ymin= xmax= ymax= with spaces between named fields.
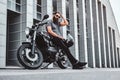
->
xmin=72 ymin=61 xmax=87 ymax=69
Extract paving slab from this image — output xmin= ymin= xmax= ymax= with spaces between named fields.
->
xmin=0 ymin=68 xmax=120 ymax=80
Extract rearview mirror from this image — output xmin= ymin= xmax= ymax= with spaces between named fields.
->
xmin=42 ymin=14 xmax=49 ymax=21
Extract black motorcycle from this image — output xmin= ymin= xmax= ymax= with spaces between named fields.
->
xmin=17 ymin=15 xmax=74 ymax=69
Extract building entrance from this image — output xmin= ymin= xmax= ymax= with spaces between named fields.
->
xmin=6 ymin=10 xmax=21 ymax=66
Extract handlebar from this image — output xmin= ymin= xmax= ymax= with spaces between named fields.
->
xmin=32 ymin=20 xmax=48 ymax=28
xmin=38 ymin=21 xmax=48 ymax=26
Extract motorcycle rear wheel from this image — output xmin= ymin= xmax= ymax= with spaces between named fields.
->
xmin=56 ymin=52 xmax=69 ymax=69
xmin=17 ymin=44 xmax=43 ymax=69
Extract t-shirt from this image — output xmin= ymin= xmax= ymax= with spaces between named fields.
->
xmin=46 ymin=20 xmax=62 ymax=36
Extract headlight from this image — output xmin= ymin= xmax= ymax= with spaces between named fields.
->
xmin=25 ymin=27 xmax=30 ymax=35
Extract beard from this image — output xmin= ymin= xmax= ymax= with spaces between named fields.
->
xmin=53 ymin=17 xmax=59 ymax=24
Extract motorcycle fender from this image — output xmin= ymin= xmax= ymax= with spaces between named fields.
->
xmin=22 ymin=42 xmax=31 ymax=46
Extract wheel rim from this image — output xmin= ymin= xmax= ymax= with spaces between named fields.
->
xmin=20 ymin=47 xmax=42 ymax=67
xmin=57 ymin=51 xmax=69 ymax=68
xmin=59 ymin=55 xmax=68 ymax=67
xmin=24 ymin=49 xmax=38 ymax=62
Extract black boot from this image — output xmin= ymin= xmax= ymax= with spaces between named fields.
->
xmin=72 ymin=61 xmax=87 ymax=69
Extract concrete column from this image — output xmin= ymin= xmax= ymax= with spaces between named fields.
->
xmin=107 ymin=27 xmax=112 ymax=68
xmin=33 ymin=0 xmax=37 ymax=19
xmin=92 ymin=0 xmax=102 ymax=68
xmin=41 ymin=0 xmax=53 ymax=68
xmin=101 ymin=4 xmax=107 ymax=67
xmin=118 ymin=47 xmax=120 ymax=67
xmin=103 ymin=5 xmax=111 ymax=68
xmin=111 ymin=29 xmax=116 ymax=67
xmin=0 ymin=0 xmax=7 ymax=68
xmin=85 ymin=0 xmax=95 ymax=68
xmin=108 ymin=27 xmax=115 ymax=67
xmin=117 ymin=48 xmax=120 ymax=67
xmin=119 ymin=48 xmax=120 ymax=67
xmin=78 ymin=0 xmax=88 ymax=65
xmin=41 ymin=0 xmax=53 ymax=31
xmin=108 ymin=27 xmax=113 ymax=67
xmin=26 ymin=0 xmax=34 ymax=27
xmin=68 ymin=0 xmax=79 ymax=60
xmin=112 ymin=30 xmax=119 ymax=67
xmin=21 ymin=0 xmax=34 ymax=41
xmin=57 ymin=0 xmax=67 ymax=38
xmin=41 ymin=0 xmax=52 ymax=19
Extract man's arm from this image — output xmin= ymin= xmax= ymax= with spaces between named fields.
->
xmin=59 ymin=15 xmax=68 ymax=26
xmin=47 ymin=26 xmax=64 ymax=39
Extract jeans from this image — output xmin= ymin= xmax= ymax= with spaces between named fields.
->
xmin=52 ymin=37 xmax=77 ymax=65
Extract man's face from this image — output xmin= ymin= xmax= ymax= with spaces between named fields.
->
xmin=53 ymin=13 xmax=61 ymax=21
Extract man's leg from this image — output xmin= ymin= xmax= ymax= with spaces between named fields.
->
xmin=52 ymin=37 xmax=87 ymax=69
xmin=53 ymin=37 xmax=77 ymax=65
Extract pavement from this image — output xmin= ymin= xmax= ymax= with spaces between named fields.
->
xmin=0 ymin=68 xmax=120 ymax=80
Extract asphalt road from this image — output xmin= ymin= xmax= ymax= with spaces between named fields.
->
xmin=0 ymin=68 xmax=120 ymax=80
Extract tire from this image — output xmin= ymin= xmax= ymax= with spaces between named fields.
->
xmin=17 ymin=44 xmax=43 ymax=69
xmin=56 ymin=52 xmax=69 ymax=69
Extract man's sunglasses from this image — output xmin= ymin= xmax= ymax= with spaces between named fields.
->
xmin=55 ymin=15 xmax=60 ymax=18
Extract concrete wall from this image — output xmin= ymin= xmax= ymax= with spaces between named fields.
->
xmin=0 ymin=0 xmax=7 ymax=68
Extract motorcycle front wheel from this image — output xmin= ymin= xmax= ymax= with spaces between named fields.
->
xmin=17 ymin=44 xmax=43 ymax=69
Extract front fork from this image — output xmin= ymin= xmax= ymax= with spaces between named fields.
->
xmin=31 ymin=40 xmax=36 ymax=55
xmin=31 ymin=28 xmax=37 ymax=55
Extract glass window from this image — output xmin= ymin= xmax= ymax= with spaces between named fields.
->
xmin=37 ymin=5 xmax=41 ymax=12
xmin=37 ymin=0 xmax=41 ymax=5
xmin=16 ymin=0 xmax=21 ymax=4
xmin=37 ymin=12 xmax=41 ymax=20
xmin=16 ymin=4 xmax=20 ymax=12
xmin=7 ymin=0 xmax=21 ymax=12
xmin=52 ymin=0 xmax=57 ymax=12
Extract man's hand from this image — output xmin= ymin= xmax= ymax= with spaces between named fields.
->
xmin=59 ymin=14 xmax=68 ymax=26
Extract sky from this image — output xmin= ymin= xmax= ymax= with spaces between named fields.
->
xmin=109 ymin=0 xmax=120 ymax=33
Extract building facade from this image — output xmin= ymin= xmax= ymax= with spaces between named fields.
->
xmin=0 ymin=0 xmax=120 ymax=68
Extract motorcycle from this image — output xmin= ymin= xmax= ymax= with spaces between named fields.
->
xmin=17 ymin=15 xmax=74 ymax=69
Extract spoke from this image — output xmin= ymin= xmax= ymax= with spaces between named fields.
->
xmin=29 ymin=61 xmax=34 ymax=66
xmin=31 ymin=62 xmax=34 ymax=65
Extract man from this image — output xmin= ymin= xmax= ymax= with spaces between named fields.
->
xmin=46 ymin=12 xmax=87 ymax=69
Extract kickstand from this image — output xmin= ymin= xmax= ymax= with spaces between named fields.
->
xmin=41 ymin=63 xmax=52 ymax=69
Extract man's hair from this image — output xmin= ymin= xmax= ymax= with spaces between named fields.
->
xmin=53 ymin=11 xmax=60 ymax=15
